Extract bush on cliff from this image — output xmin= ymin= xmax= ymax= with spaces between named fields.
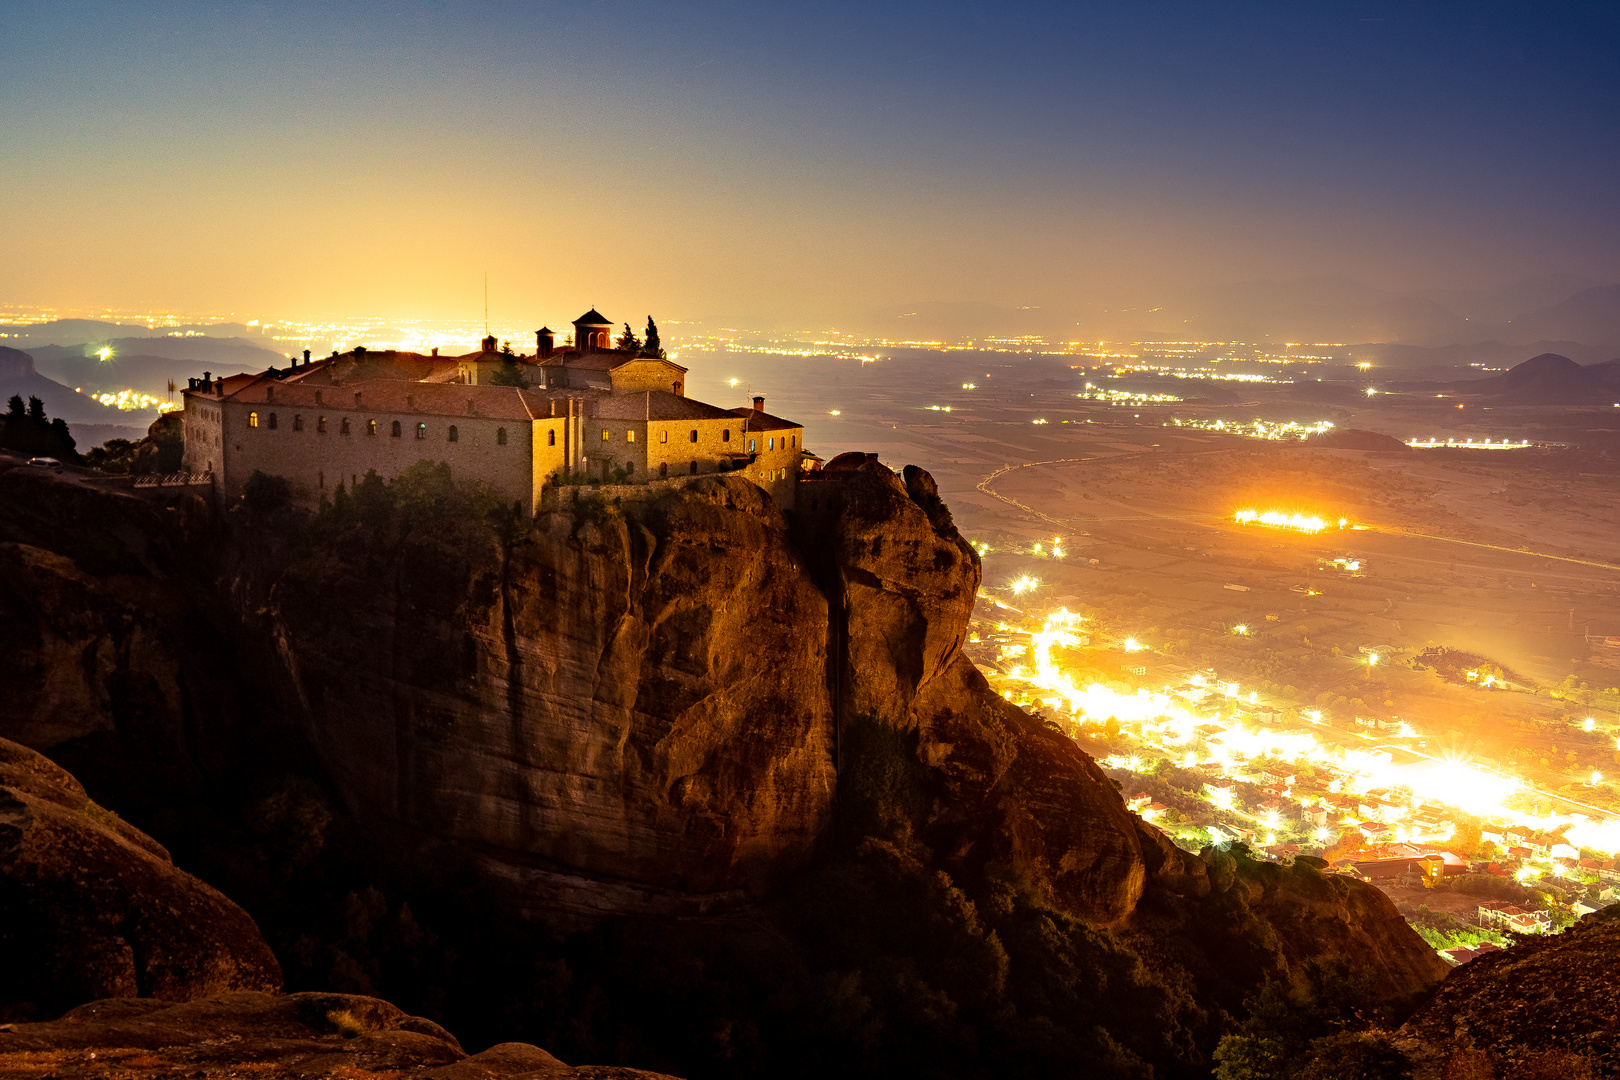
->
xmin=1212 ymin=960 xmax=1410 ymax=1080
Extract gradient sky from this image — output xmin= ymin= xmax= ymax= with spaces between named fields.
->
xmin=3 ymin=1 xmax=1618 ymax=332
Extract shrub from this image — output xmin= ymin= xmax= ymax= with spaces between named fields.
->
xmin=326 ymin=1009 xmax=365 ymax=1039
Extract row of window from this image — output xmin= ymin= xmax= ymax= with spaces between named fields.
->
xmin=591 ymin=428 xmax=799 ymax=452
xmin=247 ymin=411 xmax=509 ymax=445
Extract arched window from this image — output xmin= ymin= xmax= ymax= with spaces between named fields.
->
xmin=448 ymin=425 xmax=459 ymax=443
xmin=673 ymin=382 xmax=681 ymax=394
xmin=748 ymin=438 xmax=756 ymax=452
xmin=722 ymin=429 xmax=730 ymax=442
xmin=340 ymin=417 xmax=351 ymax=435
xmin=367 ymin=419 xmax=377 ymax=435
xmin=267 ymin=412 xmax=278 ymax=430
xmin=416 ymin=422 xmax=426 ymax=440
xmin=689 ymin=429 xmax=698 ymax=443
xmin=689 ymin=460 xmax=698 ymax=475
xmin=625 ymin=461 xmax=634 ymax=475
xmin=547 ymin=429 xmax=555 ymax=446
xmin=294 ymin=414 xmax=304 ymax=431
xmin=391 ymin=420 xmax=402 ymax=437
xmin=497 ymin=427 xmax=507 ymax=445
xmin=659 ymin=462 xmax=668 ymax=478
xmin=248 ymin=411 xmax=259 ymax=428
xmin=317 ymin=416 xmax=327 ymax=433
xmin=769 ymin=437 xmax=775 ymax=450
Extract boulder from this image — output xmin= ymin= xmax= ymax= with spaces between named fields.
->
xmin=0 ymin=738 xmax=281 ymax=1019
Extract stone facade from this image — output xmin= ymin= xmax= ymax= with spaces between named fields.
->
xmin=181 ymin=320 xmax=807 ymax=514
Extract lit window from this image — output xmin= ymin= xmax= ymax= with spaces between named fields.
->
xmin=448 ymin=425 xmax=459 ymax=443
xmin=248 ymin=411 xmax=259 ymax=428
xmin=317 ymin=416 xmax=327 ymax=433
xmin=391 ymin=420 xmax=402 ymax=437
xmin=602 ymin=429 xmax=610 ymax=442
xmin=416 ymin=422 xmax=426 ymax=440
xmin=626 ymin=430 xmax=635 ymax=443
xmin=497 ymin=427 xmax=507 ymax=445
xmin=660 ymin=430 xmax=668 ymax=444
xmin=367 ymin=419 xmax=376 ymax=435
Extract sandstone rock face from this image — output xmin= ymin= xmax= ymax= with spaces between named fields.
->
xmin=0 ymin=457 xmax=1446 ymax=1007
xmin=265 ymin=477 xmax=835 ymax=916
xmin=0 ymin=991 xmax=683 ymax=1078
xmin=0 ymin=738 xmax=282 ymax=1019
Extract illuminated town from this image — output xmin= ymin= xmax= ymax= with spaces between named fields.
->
xmin=965 ymin=529 xmax=1620 ymax=959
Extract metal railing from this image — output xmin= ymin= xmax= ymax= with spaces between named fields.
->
xmin=132 ymin=471 xmax=213 ymax=489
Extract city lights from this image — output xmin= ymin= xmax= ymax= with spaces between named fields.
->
xmin=1234 ymin=509 xmax=1337 ymax=534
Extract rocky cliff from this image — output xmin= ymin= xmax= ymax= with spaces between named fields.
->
xmin=1396 ymin=906 xmax=1620 ymax=1078
xmin=0 ymin=453 xmax=1444 ymax=1042
xmin=0 ymin=737 xmax=281 ymax=1019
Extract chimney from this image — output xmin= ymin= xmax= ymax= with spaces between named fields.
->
xmin=431 ymin=346 xmax=438 ymax=357
xmin=752 ymin=395 xmax=765 ymax=413
xmin=536 ymin=327 xmax=555 ymax=360
xmin=303 ymin=348 xmax=311 ymax=365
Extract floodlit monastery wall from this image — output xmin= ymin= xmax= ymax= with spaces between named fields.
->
xmin=206 ymin=396 xmax=548 ymax=506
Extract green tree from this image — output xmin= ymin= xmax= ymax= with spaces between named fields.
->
xmin=617 ymin=323 xmax=641 ymax=351
xmin=489 ymin=353 xmax=527 ymax=387
xmin=640 ymin=316 xmax=665 ymax=358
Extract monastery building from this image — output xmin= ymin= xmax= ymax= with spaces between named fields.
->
xmin=181 ymin=309 xmax=808 ymax=513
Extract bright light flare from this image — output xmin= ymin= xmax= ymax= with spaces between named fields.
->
xmin=1009 ymin=575 xmax=1039 ymax=596
xmin=1234 ymin=509 xmax=1331 ymax=534
xmin=96 ymin=346 xmax=113 ymax=361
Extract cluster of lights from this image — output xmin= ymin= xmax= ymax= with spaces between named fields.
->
xmin=1170 ymin=418 xmax=1335 ymax=441
xmin=1234 ymin=509 xmax=1345 ymax=534
xmin=1076 ymin=383 xmax=1182 ymax=404
xmin=1009 ymin=575 xmax=1040 ymax=596
xmin=1406 ymin=437 xmax=1533 ymax=450
xmin=83 ymin=388 xmax=179 ymax=412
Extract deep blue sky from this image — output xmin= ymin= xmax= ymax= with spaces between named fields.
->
xmin=3 ymin=1 xmax=1617 ymax=330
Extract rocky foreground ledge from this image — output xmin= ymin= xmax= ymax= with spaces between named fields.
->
xmin=0 ymin=991 xmax=680 ymax=1079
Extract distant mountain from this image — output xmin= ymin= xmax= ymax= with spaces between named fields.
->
xmin=30 ymin=338 xmax=277 ymax=396
xmin=0 ymin=346 xmax=158 ymax=427
xmin=1501 ymin=284 xmax=1620 ymax=351
xmin=1446 ymin=352 xmax=1620 ymax=404
xmin=0 ymin=319 xmax=153 ymax=347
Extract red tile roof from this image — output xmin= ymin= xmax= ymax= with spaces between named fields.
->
xmin=730 ymin=407 xmax=802 ymax=431
xmin=210 ymin=377 xmax=565 ymax=423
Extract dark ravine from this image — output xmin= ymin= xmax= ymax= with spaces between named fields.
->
xmin=0 ymin=452 xmax=1450 ymax=1071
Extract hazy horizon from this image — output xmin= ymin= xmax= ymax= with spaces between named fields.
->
xmin=4 ymin=2 xmax=1619 ymax=339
